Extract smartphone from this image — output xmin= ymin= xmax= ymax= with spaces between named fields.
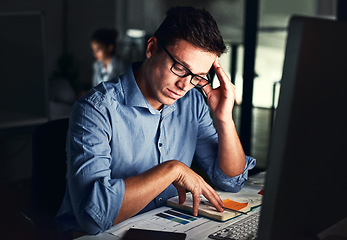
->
xmin=122 ymin=228 xmax=187 ymax=240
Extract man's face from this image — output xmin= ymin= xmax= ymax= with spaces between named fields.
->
xmin=142 ymin=38 xmax=217 ymax=109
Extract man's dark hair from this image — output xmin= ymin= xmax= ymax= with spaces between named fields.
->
xmin=154 ymin=6 xmax=226 ymax=56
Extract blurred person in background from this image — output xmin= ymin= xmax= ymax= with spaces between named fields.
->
xmin=90 ymin=28 xmax=128 ymax=87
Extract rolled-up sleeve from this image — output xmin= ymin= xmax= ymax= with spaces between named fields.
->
xmin=66 ymin=96 xmax=124 ymax=234
xmin=211 ymin=155 xmax=256 ymax=192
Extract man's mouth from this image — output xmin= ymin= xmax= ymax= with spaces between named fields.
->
xmin=167 ymin=88 xmax=183 ymax=100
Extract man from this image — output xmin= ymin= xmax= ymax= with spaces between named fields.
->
xmin=56 ymin=6 xmax=255 ymax=235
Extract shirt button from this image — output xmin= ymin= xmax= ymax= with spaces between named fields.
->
xmin=158 ymin=197 xmax=163 ymax=202
xmin=158 ymin=143 xmax=163 ymax=147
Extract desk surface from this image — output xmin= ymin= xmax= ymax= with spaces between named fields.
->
xmin=75 ymin=173 xmax=265 ymax=240
xmin=76 ymin=206 xmax=261 ymax=240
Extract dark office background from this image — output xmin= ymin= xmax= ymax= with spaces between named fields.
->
xmin=0 ymin=0 xmax=340 ymax=239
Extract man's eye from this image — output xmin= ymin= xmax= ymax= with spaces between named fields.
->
xmin=173 ymin=64 xmax=187 ymax=73
xmin=193 ymin=76 xmax=203 ymax=82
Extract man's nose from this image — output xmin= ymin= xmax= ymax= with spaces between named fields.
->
xmin=175 ymin=76 xmax=191 ymax=91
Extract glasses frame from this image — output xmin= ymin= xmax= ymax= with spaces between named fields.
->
xmin=158 ymin=40 xmax=211 ymax=88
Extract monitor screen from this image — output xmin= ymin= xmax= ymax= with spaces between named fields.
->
xmin=258 ymin=16 xmax=347 ymax=240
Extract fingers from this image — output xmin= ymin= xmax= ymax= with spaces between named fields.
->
xmin=213 ymin=59 xmax=234 ymax=91
xmin=213 ymin=59 xmax=229 ymax=82
xmin=175 ymin=185 xmax=187 ymax=204
xmin=201 ymin=180 xmax=224 ymax=210
xmin=202 ymin=186 xmax=225 ymax=213
xmin=202 ymin=78 xmax=213 ymax=96
xmin=189 ymin=180 xmax=225 ymax=216
xmin=173 ymin=163 xmax=225 ymax=216
xmin=190 ymin=184 xmax=224 ymax=216
xmin=192 ymin=192 xmax=201 ymax=216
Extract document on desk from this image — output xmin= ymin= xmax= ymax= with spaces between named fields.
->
xmin=107 ymin=206 xmax=220 ymax=239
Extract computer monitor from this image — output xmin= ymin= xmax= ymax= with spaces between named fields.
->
xmin=257 ymin=16 xmax=347 ymax=240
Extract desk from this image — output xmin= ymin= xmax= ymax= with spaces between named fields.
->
xmin=75 ymin=173 xmax=264 ymax=240
xmin=76 ymin=206 xmax=261 ymax=240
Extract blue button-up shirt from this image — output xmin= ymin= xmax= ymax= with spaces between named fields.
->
xmin=56 ymin=63 xmax=256 ymax=234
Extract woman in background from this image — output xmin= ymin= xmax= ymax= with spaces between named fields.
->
xmin=90 ymin=28 xmax=128 ymax=87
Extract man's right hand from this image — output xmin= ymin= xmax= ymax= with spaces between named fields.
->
xmin=114 ymin=160 xmax=224 ymax=225
xmin=173 ymin=161 xmax=225 ymax=216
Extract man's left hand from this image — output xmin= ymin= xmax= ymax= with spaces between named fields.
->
xmin=203 ymin=58 xmax=236 ymax=123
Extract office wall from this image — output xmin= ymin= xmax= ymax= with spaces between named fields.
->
xmin=67 ymin=0 xmax=116 ymax=91
xmin=259 ymin=0 xmax=316 ymax=27
xmin=0 ymin=0 xmax=63 ymax=80
xmin=115 ymin=0 xmax=244 ymax=42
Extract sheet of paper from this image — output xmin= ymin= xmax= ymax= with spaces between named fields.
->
xmin=107 ymin=206 xmax=220 ymax=239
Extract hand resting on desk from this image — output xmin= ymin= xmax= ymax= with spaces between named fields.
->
xmin=114 ymin=160 xmax=225 ymax=225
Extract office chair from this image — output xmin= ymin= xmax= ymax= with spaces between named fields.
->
xmin=25 ymin=117 xmax=70 ymax=239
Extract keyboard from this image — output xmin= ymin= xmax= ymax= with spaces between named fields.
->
xmin=208 ymin=210 xmax=260 ymax=240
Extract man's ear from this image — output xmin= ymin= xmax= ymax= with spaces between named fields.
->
xmin=146 ymin=36 xmax=158 ymax=59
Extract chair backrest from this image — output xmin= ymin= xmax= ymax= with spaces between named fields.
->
xmin=30 ymin=118 xmax=69 ymax=218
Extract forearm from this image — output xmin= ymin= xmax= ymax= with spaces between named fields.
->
xmin=215 ymin=117 xmax=246 ymax=177
xmin=203 ymin=60 xmax=245 ymax=177
xmin=113 ymin=160 xmax=180 ymax=224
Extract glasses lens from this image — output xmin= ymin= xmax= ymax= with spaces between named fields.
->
xmin=171 ymin=62 xmax=190 ymax=77
xmin=191 ymin=75 xmax=209 ymax=88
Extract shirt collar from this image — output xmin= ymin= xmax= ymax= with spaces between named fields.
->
xmin=122 ymin=62 xmax=177 ymax=115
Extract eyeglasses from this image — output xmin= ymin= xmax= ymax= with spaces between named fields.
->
xmin=158 ymin=40 xmax=211 ymax=88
